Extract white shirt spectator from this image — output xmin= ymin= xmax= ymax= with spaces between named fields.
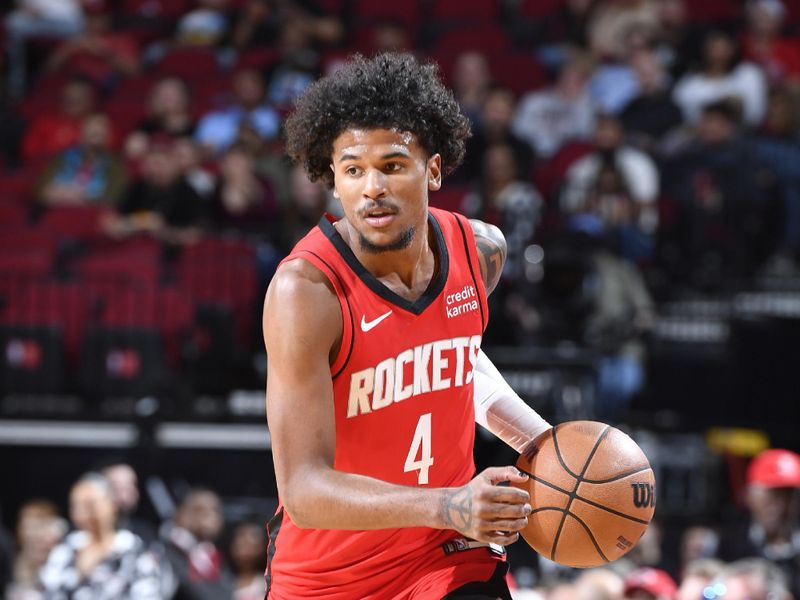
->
xmin=673 ymin=62 xmax=767 ymax=126
xmin=512 ymin=89 xmax=595 ymax=159
xmin=561 ymin=147 xmax=660 ymax=233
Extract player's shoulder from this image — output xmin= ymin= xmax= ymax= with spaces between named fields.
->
xmin=267 ymin=258 xmax=337 ymax=310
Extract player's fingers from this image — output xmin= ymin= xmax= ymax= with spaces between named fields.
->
xmin=485 ymin=485 xmax=530 ymax=504
xmin=478 ymin=502 xmax=532 ymax=520
xmin=478 ymin=518 xmax=529 ymax=532
xmin=483 ymin=466 xmax=529 ymax=486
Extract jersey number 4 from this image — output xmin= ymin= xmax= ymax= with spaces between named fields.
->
xmin=404 ymin=413 xmax=434 ymax=485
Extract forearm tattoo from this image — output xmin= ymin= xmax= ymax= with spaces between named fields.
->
xmin=442 ymin=487 xmax=473 ymax=532
xmin=469 ymin=220 xmax=507 ymax=295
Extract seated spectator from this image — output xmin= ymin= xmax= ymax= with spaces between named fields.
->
xmin=718 ymin=449 xmax=800 ymax=598
xmin=677 ymin=559 xmax=725 ymax=600
xmin=36 ymin=113 xmax=127 ymax=206
xmin=229 ymin=0 xmax=343 ymax=50
xmin=4 ymin=0 xmax=85 ymax=98
xmin=458 ymin=85 xmax=534 ymax=184
xmin=263 ymin=13 xmax=320 ymax=112
xmin=39 ymin=473 xmax=163 ymax=599
xmin=195 ymin=68 xmax=280 ymax=156
xmin=175 ymin=0 xmax=230 ymax=47
xmin=173 ymin=137 xmax=217 ymax=200
xmin=621 ymin=49 xmax=683 ymax=150
xmin=704 ymin=558 xmax=793 ymax=600
xmin=22 ymin=77 xmax=97 ymax=165
xmin=652 ymin=0 xmax=705 ymax=80
xmin=752 ymin=87 xmax=800 ymax=261
xmin=561 ymin=113 xmax=659 ymax=257
xmin=101 ymin=461 xmax=158 ymax=545
xmin=623 ymin=567 xmax=677 ymax=600
xmin=228 ymin=521 xmax=266 ymax=600
xmin=512 ymin=52 xmax=595 ymax=159
xmin=573 ymin=568 xmax=625 ymax=600
xmin=588 ymin=0 xmax=659 ymax=61
xmin=209 ymin=143 xmax=279 ymax=236
xmin=43 ymin=4 xmax=139 ymax=92
xmin=661 ymin=101 xmax=776 ymax=284
xmin=678 ymin=527 xmax=720 ymax=575
xmin=673 ymin=31 xmax=767 ymax=126
xmin=742 ymin=0 xmax=800 ymax=86
xmin=7 ymin=500 xmax=67 ymax=600
xmin=124 ymin=77 xmax=196 ymax=162
xmin=104 ymin=140 xmax=205 ymax=245
xmin=451 ymin=51 xmax=492 ymax=127
xmin=162 ymin=488 xmax=234 ymax=600
xmin=277 ymin=164 xmax=331 ymax=253
xmin=463 ymin=143 xmax=543 ymax=282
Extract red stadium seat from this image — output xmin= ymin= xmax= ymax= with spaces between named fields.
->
xmin=434 ymin=27 xmax=511 ymax=55
xmin=429 ymin=186 xmax=468 ymax=213
xmin=685 ymin=0 xmax=741 ymax=21
xmin=119 ymin=0 xmax=190 ymax=19
xmin=155 ymin=47 xmax=220 ymax=79
xmin=38 ymin=205 xmax=112 ymax=242
xmin=0 ymin=203 xmax=29 ymax=230
xmin=488 ymin=52 xmax=548 ymax=96
xmin=352 ymin=0 xmax=422 ymax=28
xmin=426 ymin=0 xmax=499 ymax=21
xmin=517 ymin=0 xmax=565 ymax=17
xmin=234 ymin=48 xmax=281 ymax=72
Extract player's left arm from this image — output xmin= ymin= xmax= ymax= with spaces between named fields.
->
xmin=469 ymin=219 xmax=552 ymax=453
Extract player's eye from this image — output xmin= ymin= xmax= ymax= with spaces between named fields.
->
xmin=385 ymin=162 xmax=402 ymax=172
xmin=345 ymin=166 xmax=360 ymax=176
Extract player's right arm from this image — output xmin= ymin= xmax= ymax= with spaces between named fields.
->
xmin=263 ymin=259 xmax=531 ymax=544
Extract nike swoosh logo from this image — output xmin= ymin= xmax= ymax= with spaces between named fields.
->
xmin=360 ymin=310 xmax=393 ymax=332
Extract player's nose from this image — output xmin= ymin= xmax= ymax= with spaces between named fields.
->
xmin=362 ymin=168 xmax=388 ymax=199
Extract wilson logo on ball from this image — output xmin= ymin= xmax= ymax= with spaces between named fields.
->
xmin=631 ymin=483 xmax=656 ymax=508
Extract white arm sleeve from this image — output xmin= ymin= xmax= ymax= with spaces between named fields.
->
xmin=473 ymin=349 xmax=552 ymax=453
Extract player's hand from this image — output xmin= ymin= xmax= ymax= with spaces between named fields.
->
xmin=441 ymin=466 xmax=531 ymax=545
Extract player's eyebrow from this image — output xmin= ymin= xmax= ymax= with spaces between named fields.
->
xmin=381 ymin=152 xmax=410 ymax=160
xmin=339 ymin=153 xmax=360 ymax=162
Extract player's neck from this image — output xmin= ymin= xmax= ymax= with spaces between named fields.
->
xmin=344 ymin=219 xmax=435 ymax=290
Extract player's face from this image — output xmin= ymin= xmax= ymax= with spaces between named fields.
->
xmin=330 ymin=128 xmax=441 ymax=254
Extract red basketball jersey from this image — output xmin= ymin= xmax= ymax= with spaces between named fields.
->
xmin=266 ymin=208 xmax=503 ymax=599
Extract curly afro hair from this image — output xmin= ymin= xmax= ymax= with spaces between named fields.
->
xmin=285 ymin=52 xmax=472 ymax=188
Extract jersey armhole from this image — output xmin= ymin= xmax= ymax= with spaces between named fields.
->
xmin=451 ymin=212 xmax=490 ymax=332
xmin=279 ymin=250 xmax=355 ymax=379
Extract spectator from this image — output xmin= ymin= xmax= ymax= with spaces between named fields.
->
xmin=703 ymin=558 xmax=793 ymax=600
xmin=459 ymin=85 xmax=534 ymax=184
xmin=39 ymin=473 xmax=163 ymax=599
xmin=195 ymin=68 xmax=280 ymax=156
xmin=175 ymin=0 xmax=230 ymax=47
xmin=4 ymin=0 xmax=85 ymax=98
xmin=463 ymin=143 xmax=543 ymax=281
xmin=228 ymin=521 xmax=266 ymax=600
xmin=101 ymin=461 xmax=158 ymax=545
xmin=652 ymin=0 xmax=705 ymax=80
xmin=676 ymin=559 xmax=725 ymax=600
xmin=36 ymin=112 xmax=127 ymax=206
xmin=673 ymin=31 xmax=767 ymax=126
xmin=588 ymin=25 xmax=652 ymax=115
xmin=278 ymin=163 xmax=331 ymax=253
xmin=742 ymin=0 xmax=800 ymax=86
xmin=718 ymin=449 xmax=800 ymax=597
xmin=752 ymin=87 xmax=800 ymax=262
xmin=22 ymin=77 xmax=97 ymax=165
xmin=173 ymin=137 xmax=217 ymax=200
xmin=451 ymin=51 xmax=492 ymax=126
xmin=209 ymin=143 xmax=279 ymax=235
xmin=124 ymin=77 xmax=196 ymax=162
xmin=43 ymin=4 xmax=139 ymax=91
xmin=574 ymin=568 xmax=626 ymax=600
xmin=229 ymin=0 xmax=343 ymax=51
xmin=512 ymin=52 xmax=595 ymax=159
xmin=588 ymin=0 xmax=659 ymax=61
xmin=661 ymin=100 xmax=776 ymax=284
xmin=678 ymin=527 xmax=720 ymax=574
xmin=7 ymin=500 xmax=67 ymax=600
xmin=1 ymin=511 xmax=16 ymax=599
xmin=623 ymin=567 xmax=677 ymax=600
xmin=162 ymin=488 xmax=234 ymax=600
xmin=620 ymin=49 xmax=684 ymax=150
xmin=561 ymin=113 xmax=660 ymax=255
xmin=104 ymin=140 xmax=205 ymax=245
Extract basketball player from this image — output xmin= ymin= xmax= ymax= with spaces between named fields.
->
xmin=263 ymin=53 xmax=552 ymax=599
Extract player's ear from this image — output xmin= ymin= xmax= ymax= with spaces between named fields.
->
xmin=427 ymin=154 xmax=441 ymax=191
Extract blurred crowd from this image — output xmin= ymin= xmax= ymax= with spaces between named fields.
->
xmin=1 ymin=0 xmax=800 ymax=598
xmin=1 ymin=0 xmax=800 ymax=417
xmin=0 ymin=447 xmax=798 ymax=599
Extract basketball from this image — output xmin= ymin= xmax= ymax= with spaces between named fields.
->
xmin=513 ymin=420 xmax=656 ymax=568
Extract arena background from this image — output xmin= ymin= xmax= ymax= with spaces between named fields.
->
xmin=0 ymin=0 xmax=799 ymax=597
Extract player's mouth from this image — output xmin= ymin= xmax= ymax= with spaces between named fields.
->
xmin=362 ymin=206 xmax=398 ymax=228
